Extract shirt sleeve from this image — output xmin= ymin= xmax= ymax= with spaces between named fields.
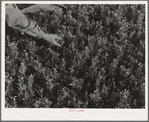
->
xmin=6 ymin=4 xmax=44 ymax=39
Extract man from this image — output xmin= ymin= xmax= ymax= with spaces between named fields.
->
xmin=6 ymin=4 xmax=61 ymax=47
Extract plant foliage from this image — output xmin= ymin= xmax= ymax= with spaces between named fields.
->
xmin=5 ymin=4 xmax=145 ymax=108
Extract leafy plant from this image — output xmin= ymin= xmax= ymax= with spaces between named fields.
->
xmin=5 ymin=4 xmax=145 ymax=108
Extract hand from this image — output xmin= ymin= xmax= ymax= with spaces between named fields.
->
xmin=42 ymin=34 xmax=62 ymax=47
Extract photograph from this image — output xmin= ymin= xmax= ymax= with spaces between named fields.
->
xmin=1 ymin=1 xmax=148 ymax=121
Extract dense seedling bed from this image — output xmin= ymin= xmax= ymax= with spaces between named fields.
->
xmin=5 ymin=4 xmax=145 ymax=108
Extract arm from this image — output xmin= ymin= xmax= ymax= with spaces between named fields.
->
xmin=6 ymin=4 xmax=61 ymax=47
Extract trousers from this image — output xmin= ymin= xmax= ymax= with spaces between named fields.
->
xmin=6 ymin=4 xmax=44 ymax=39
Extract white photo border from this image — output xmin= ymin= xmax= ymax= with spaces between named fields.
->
xmin=1 ymin=1 xmax=148 ymax=121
